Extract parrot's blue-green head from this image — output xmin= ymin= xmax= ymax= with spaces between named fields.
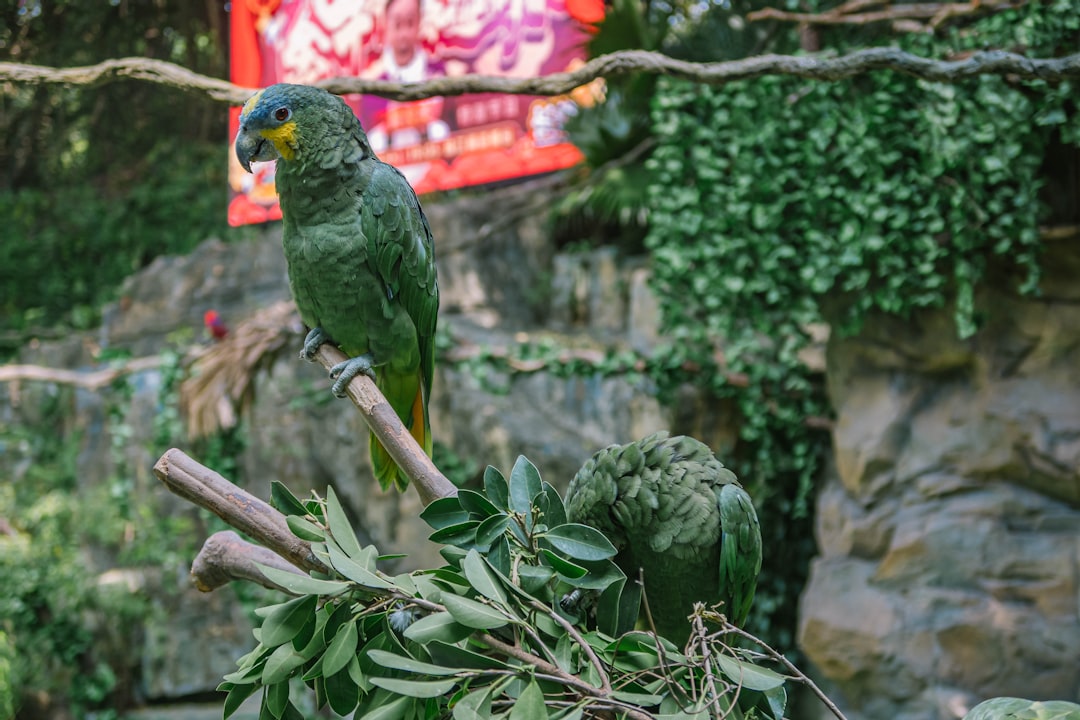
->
xmin=235 ymin=83 xmax=357 ymax=172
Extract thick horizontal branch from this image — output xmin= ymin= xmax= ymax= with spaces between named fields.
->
xmin=310 ymin=344 xmax=457 ymax=505
xmin=191 ymin=530 xmax=308 ymax=593
xmin=0 ymin=356 xmax=160 ymax=391
xmin=2 ymin=48 xmax=1078 ymax=106
xmin=153 ymin=448 xmax=328 ymax=576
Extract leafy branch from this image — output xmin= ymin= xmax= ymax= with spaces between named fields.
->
xmin=2 ymin=48 xmax=1078 ymax=105
xmin=153 ymin=346 xmax=847 ymax=719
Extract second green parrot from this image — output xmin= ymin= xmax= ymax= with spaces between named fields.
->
xmin=566 ymin=432 xmax=762 ymax=643
xmin=235 ymin=84 xmax=438 ymax=491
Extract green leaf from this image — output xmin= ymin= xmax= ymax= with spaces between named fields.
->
xmin=429 ymin=520 xmax=480 ymax=548
xmin=322 ymin=619 xmax=359 ymax=677
xmin=537 ymin=483 xmax=567 ymax=528
xmin=475 ymin=514 xmax=510 ymax=550
xmin=266 ymin=681 xmax=289 ymax=719
xmin=270 ymin=481 xmax=308 ymax=517
xmin=367 ymin=649 xmax=458 ymax=676
xmin=458 ymin=488 xmax=500 ymax=518
xmin=518 ymin=564 xmax=556 ymax=595
xmin=402 ymin=612 xmax=473 ymax=644
xmin=325 ymin=485 xmax=364 ymax=558
xmin=612 ymin=689 xmax=664 ymax=706
xmin=542 ymin=524 xmax=617 ymax=561
xmin=420 ymin=497 xmax=468 ymax=530
xmin=453 ymin=686 xmax=492 ymax=720
xmin=261 ymin=642 xmax=306 ymax=684
xmin=762 ymin=684 xmax=788 ymax=720
xmin=256 ymin=564 xmax=350 ymax=596
xmin=359 ymin=693 xmax=411 ymax=720
xmin=540 ymin=549 xmax=588 ymax=579
xmin=369 ymin=677 xmax=457 ymax=698
xmin=426 ymin=640 xmax=511 ymax=671
xmin=508 ymin=455 xmax=543 ymax=516
xmin=716 ymin=654 xmax=786 ymax=691
xmin=441 ymin=594 xmax=512 ymax=630
xmin=325 ymin=666 xmax=361 ymax=716
xmin=223 ymin=682 xmax=260 ymax=719
xmin=327 ymin=539 xmax=394 ymax=589
xmin=462 ymin=549 xmax=509 ymax=605
xmin=261 ymin=594 xmax=317 ymax=647
xmin=508 ymin=679 xmax=546 ymax=720
xmin=286 ymin=515 xmax=325 ymax=542
xmin=487 ymin=535 xmax=512 ymax=576
xmin=483 ymin=466 xmax=509 ymax=510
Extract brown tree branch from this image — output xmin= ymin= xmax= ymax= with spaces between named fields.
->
xmin=191 ymin=530 xmax=308 ymax=593
xmin=153 ymin=448 xmax=328 ymax=577
xmin=2 ymin=48 xmax=1078 ymax=106
xmin=310 ymin=343 xmax=458 ymax=506
xmin=0 ymin=356 xmax=160 ymax=391
xmin=747 ymin=0 xmax=1022 ymax=27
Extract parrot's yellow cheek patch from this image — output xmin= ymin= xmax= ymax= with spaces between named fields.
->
xmin=260 ymin=122 xmax=298 ymax=161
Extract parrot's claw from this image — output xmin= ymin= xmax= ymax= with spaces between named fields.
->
xmin=329 ymin=354 xmax=377 ymax=397
xmin=301 ymin=327 xmax=331 ymax=361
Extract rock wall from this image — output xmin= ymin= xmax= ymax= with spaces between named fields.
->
xmin=799 ymin=238 xmax=1080 ymax=719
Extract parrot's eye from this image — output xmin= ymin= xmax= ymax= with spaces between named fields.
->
xmin=274 ymin=107 xmax=291 ymax=122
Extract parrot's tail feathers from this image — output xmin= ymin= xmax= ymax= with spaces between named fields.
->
xmin=369 ymin=435 xmax=406 ymax=492
xmin=370 ymin=375 xmax=432 ymax=492
xmin=410 ymin=381 xmax=433 ymax=458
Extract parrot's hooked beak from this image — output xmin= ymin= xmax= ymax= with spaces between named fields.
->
xmin=235 ymin=124 xmax=280 ymax=173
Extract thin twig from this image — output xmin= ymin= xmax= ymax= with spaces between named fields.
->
xmin=728 ymin=625 xmax=849 ymax=720
xmin=529 ymin=599 xmax=613 ymax=694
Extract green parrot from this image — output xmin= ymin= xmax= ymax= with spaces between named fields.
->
xmin=235 ymin=84 xmax=438 ymax=491
xmin=963 ymin=698 xmax=1080 ymax=720
xmin=565 ymin=432 xmax=762 ymax=643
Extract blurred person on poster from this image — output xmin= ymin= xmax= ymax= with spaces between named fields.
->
xmin=363 ymin=0 xmax=451 ymax=179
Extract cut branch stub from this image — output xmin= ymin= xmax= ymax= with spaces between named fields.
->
xmin=153 ymin=448 xmax=326 ymax=575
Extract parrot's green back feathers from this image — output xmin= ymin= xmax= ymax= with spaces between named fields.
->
xmin=566 ymin=432 xmax=762 ymax=643
xmin=236 ymin=84 xmax=438 ymax=491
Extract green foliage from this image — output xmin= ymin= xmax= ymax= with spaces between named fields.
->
xmin=643 ymin=0 xmax=1078 ymax=651
xmin=230 ymin=460 xmax=794 ymax=719
xmin=0 ymin=0 xmax=233 ymax=350
xmin=0 ymin=374 xmax=199 ymax=716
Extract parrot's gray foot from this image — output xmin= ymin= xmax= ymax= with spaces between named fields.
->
xmin=329 ymin=353 xmax=376 ymax=397
xmin=301 ymin=327 xmax=331 ymax=361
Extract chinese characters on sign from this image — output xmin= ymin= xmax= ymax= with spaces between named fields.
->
xmin=228 ymin=0 xmax=604 ymax=226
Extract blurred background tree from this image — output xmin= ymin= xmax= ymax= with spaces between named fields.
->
xmin=0 ymin=0 xmax=231 ymax=351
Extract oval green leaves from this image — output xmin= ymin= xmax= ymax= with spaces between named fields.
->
xmin=542 ymin=524 xmax=617 ymax=561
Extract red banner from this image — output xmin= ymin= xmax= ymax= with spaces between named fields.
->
xmin=228 ymin=0 xmax=603 ymax=226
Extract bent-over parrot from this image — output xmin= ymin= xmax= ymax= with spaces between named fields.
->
xmin=566 ymin=432 xmax=762 ymax=643
xmin=235 ymin=84 xmax=438 ymax=491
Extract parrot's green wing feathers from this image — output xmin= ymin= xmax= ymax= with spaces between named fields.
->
xmin=717 ymin=482 xmax=762 ymax=628
xmin=364 ymin=166 xmax=439 ymax=395
xmin=362 ymin=164 xmax=438 ymax=490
